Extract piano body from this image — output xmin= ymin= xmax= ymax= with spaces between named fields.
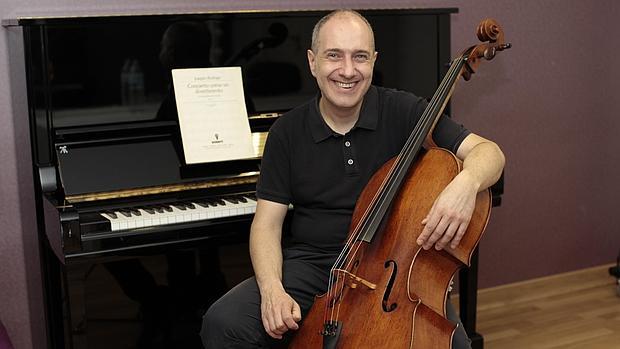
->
xmin=8 ymin=8 xmax=497 ymax=349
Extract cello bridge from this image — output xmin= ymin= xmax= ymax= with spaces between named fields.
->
xmin=334 ymin=269 xmax=377 ymax=290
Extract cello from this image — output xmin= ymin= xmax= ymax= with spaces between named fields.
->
xmin=288 ymin=19 xmax=510 ymax=349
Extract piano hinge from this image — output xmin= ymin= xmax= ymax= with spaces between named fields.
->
xmin=64 ymin=172 xmax=259 ymax=203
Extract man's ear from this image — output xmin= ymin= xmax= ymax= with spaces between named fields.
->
xmin=307 ymin=49 xmax=317 ymax=77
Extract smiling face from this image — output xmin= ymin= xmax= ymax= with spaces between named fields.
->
xmin=307 ymin=12 xmax=377 ymax=119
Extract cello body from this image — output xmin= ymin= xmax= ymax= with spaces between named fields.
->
xmin=289 ymin=17 xmax=508 ymax=349
xmin=289 ymin=148 xmax=491 ymax=349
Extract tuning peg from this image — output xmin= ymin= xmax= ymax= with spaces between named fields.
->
xmin=498 ymin=43 xmax=512 ymax=51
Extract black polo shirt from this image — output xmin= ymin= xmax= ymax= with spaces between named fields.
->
xmin=256 ymin=86 xmax=470 ymax=253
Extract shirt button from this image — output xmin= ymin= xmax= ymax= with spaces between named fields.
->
xmin=347 ymin=159 xmax=354 ymax=165
xmin=344 ymin=141 xmax=351 ymax=147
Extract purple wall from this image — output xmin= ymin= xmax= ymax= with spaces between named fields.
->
xmin=1 ymin=1 xmax=619 ymax=348
xmin=449 ymin=1 xmax=620 ymax=287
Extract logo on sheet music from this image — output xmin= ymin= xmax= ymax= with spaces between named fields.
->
xmin=211 ymin=133 xmax=223 ymax=144
xmin=59 ymin=146 xmax=68 ymax=154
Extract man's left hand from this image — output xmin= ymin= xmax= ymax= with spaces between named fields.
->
xmin=416 ymin=171 xmax=479 ymax=250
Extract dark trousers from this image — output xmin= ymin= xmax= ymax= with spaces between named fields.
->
xmin=201 ymin=248 xmax=472 ymax=349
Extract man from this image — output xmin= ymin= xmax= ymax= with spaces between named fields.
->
xmin=201 ymin=10 xmax=505 ymax=349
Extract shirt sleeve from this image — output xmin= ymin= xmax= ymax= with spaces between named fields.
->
xmin=432 ymin=114 xmax=471 ymax=153
xmin=412 ymin=96 xmax=471 ymax=153
xmin=255 ymin=124 xmax=292 ymax=205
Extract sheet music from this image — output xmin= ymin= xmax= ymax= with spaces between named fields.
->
xmin=172 ymin=67 xmax=254 ymax=164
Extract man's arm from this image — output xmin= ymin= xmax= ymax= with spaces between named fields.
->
xmin=416 ymin=133 xmax=505 ymax=250
xmin=249 ymin=199 xmax=301 ymax=339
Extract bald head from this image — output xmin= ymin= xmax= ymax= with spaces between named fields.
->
xmin=306 ymin=9 xmax=377 ymax=120
xmin=311 ymin=10 xmax=375 ymax=53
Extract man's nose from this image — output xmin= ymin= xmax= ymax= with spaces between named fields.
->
xmin=339 ymin=56 xmax=356 ymax=78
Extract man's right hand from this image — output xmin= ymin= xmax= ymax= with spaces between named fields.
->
xmin=260 ymin=286 xmax=302 ymax=339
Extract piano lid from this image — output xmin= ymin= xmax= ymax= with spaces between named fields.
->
xmin=55 ymin=131 xmax=265 ymax=202
xmin=21 ymin=9 xmax=457 ymax=202
xmin=25 ymin=9 xmax=450 ymax=130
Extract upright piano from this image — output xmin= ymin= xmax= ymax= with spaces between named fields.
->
xmin=6 ymin=8 xmax=497 ymax=349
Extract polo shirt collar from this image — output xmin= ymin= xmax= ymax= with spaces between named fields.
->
xmin=309 ymin=86 xmax=379 ymax=143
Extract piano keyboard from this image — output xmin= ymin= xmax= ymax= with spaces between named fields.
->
xmin=100 ymin=194 xmax=257 ymax=231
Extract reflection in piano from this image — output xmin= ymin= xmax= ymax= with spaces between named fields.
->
xmin=7 ymin=8 xmax=498 ymax=349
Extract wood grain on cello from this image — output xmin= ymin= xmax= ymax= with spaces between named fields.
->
xmin=289 ymin=19 xmax=510 ymax=349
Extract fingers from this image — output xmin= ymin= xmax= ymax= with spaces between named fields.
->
xmin=418 ymin=210 xmax=470 ymax=251
xmin=262 ymin=306 xmax=283 ymax=339
xmin=417 ymin=177 xmax=477 ymax=250
xmin=423 ymin=215 xmax=450 ymax=250
xmin=416 ymin=205 xmax=438 ymax=247
xmin=264 ymin=312 xmax=287 ymax=338
xmin=434 ymin=218 xmax=458 ymax=250
xmin=261 ymin=296 xmax=301 ymax=339
xmin=262 ymin=300 xmax=284 ymax=339
xmin=282 ymin=301 xmax=301 ymax=330
xmin=292 ymin=301 xmax=302 ymax=322
xmin=450 ymin=222 xmax=469 ymax=249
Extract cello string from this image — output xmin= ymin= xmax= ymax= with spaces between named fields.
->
xmin=337 ymin=56 xmax=464 ymax=267
xmin=324 ymin=55 xmax=465 ymax=325
xmin=342 ymin=55 xmax=464 ymax=260
xmin=329 ymin=55 xmax=464 ymax=309
xmin=325 ymin=60 xmax=464 ymax=330
xmin=348 ymin=55 xmax=466 ymax=247
xmin=332 ymin=56 xmax=464 ymax=295
xmin=324 ymin=55 xmax=467 ymax=326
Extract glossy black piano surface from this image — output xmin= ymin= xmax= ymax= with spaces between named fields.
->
xmin=11 ymin=8 xmax=496 ymax=349
xmin=22 ymin=9 xmax=457 ymax=263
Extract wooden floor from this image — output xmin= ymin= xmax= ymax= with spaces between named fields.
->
xmin=452 ymin=264 xmax=620 ymax=349
xmin=73 ymin=252 xmax=619 ymax=348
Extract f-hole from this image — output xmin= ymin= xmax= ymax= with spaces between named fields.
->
xmin=382 ymin=260 xmax=397 ymax=312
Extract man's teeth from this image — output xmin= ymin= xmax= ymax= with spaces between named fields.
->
xmin=336 ymin=82 xmax=355 ymax=88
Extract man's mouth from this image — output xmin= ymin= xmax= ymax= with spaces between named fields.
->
xmin=335 ymin=81 xmax=357 ymax=89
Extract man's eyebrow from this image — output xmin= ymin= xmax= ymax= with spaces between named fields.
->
xmin=322 ymin=48 xmax=371 ymax=55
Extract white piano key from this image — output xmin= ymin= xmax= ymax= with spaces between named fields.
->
xmin=101 ymin=194 xmax=259 ymax=232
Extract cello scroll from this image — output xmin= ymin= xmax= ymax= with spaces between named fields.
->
xmin=462 ymin=18 xmax=512 ymax=80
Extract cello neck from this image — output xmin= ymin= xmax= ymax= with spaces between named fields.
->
xmin=357 ymin=55 xmax=466 ymax=243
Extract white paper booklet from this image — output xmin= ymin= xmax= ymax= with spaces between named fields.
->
xmin=172 ymin=67 xmax=254 ymax=164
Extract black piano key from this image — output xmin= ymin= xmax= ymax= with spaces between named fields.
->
xmin=195 ymin=201 xmax=210 ymax=208
xmin=142 ymin=207 xmax=156 ymax=215
xmin=172 ymin=203 xmax=187 ymax=210
xmin=102 ymin=210 xmax=118 ymax=219
xmin=96 ymin=193 xmax=257 ymax=226
xmin=224 ymin=197 xmax=239 ymax=204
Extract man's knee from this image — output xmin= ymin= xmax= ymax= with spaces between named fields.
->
xmin=200 ymin=299 xmax=233 ymax=348
xmin=200 ymin=281 xmax=266 ymax=349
